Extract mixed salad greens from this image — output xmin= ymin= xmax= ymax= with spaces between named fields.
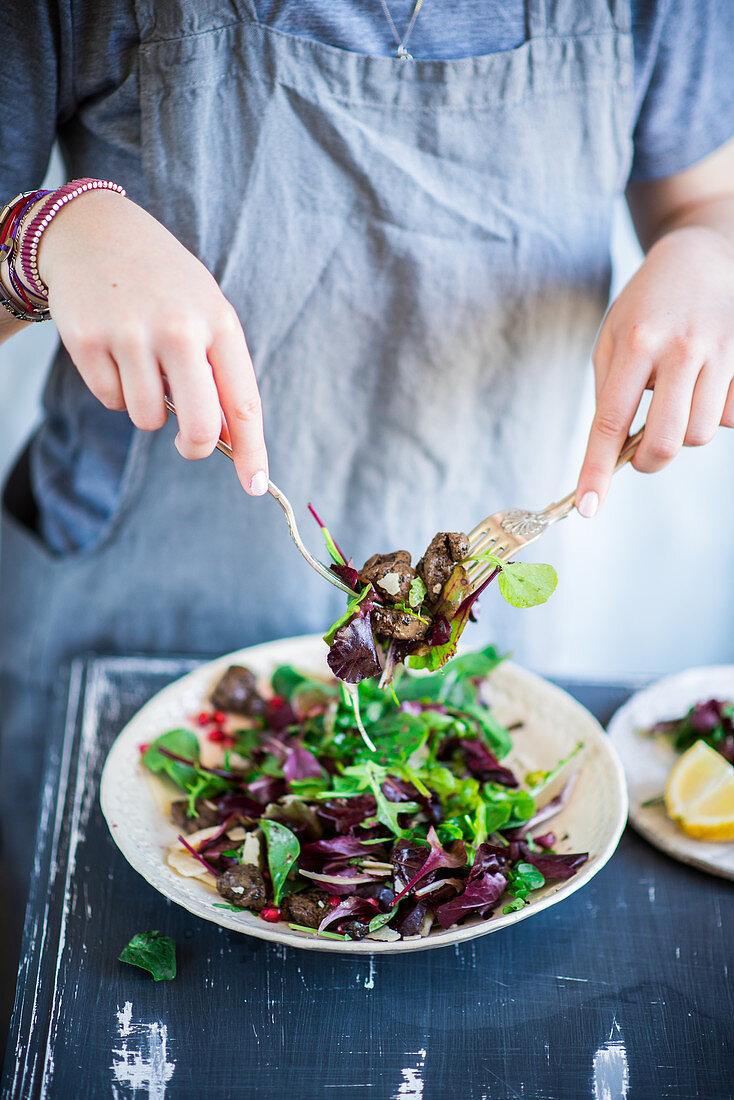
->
xmin=308 ymin=508 xmax=557 ymax=689
xmin=143 ymin=647 xmax=587 ymax=942
xmin=646 ymin=698 xmax=734 ymax=764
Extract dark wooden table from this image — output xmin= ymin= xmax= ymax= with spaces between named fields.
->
xmin=2 ymin=655 xmax=732 ymax=1100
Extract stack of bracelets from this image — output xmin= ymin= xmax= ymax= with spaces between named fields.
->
xmin=0 ymin=178 xmax=126 ymax=322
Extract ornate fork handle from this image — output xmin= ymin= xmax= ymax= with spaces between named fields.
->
xmin=162 ymin=397 xmax=355 ymax=597
xmin=499 ymin=428 xmax=644 ymax=539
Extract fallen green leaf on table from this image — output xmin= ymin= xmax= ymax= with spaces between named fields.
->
xmin=118 ymin=930 xmax=176 ymax=981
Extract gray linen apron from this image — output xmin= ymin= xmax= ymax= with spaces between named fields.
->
xmin=0 ymin=0 xmax=633 ymax=918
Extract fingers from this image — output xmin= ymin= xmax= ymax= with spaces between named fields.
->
xmin=81 ymin=353 xmax=127 ymax=412
xmin=632 ymin=341 xmax=699 ymax=473
xmin=62 ymin=328 xmax=126 ymax=411
xmin=575 ymin=344 xmax=653 ymax=516
xmin=719 ymin=377 xmax=734 ymax=429
xmin=112 ymin=330 xmax=167 ymax=431
xmin=139 ymin=316 xmax=222 ymax=458
xmin=208 ymin=305 xmax=269 ymax=495
xmin=591 ymin=320 xmax=614 ymax=404
xmin=684 ymin=363 xmax=731 ymax=446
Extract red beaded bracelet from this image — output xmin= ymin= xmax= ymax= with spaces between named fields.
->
xmin=18 ymin=178 xmax=126 ymax=297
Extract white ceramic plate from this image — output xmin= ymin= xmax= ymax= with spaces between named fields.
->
xmin=607 ymin=665 xmax=734 ymax=881
xmin=101 ymin=634 xmax=628 ymax=953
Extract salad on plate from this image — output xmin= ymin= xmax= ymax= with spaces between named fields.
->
xmin=142 ymin=647 xmax=588 ymax=943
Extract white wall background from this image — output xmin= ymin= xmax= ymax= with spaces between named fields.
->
xmin=1 ymin=192 xmax=732 ymax=679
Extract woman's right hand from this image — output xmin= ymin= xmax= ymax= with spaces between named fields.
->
xmin=36 ymin=190 xmax=269 ymax=495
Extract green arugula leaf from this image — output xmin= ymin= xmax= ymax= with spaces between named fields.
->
xmin=143 ymin=729 xmax=200 ymax=790
xmin=118 ymin=930 xmax=176 ymax=981
xmin=259 ymin=820 xmax=300 ymax=906
xmin=408 ymin=576 xmax=427 ymax=609
xmin=184 ymin=771 xmax=230 ymax=817
xmin=340 ymin=761 xmax=419 ymax=837
xmin=323 ymin=585 xmax=373 ymax=646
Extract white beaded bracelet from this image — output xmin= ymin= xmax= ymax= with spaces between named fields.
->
xmin=18 ymin=178 xmax=126 ymax=297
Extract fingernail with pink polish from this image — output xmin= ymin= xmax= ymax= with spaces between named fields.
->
xmin=577 ymin=491 xmax=599 ymax=518
xmin=249 ymin=470 xmax=269 ymax=497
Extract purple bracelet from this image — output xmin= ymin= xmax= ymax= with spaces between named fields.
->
xmin=18 ymin=178 xmax=126 ymax=297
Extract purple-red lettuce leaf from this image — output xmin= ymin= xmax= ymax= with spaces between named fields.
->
xmin=435 ymin=870 xmax=508 ymax=928
xmin=392 ymin=827 xmax=467 ymax=903
xmin=317 ymin=896 xmax=379 ymax=933
xmin=519 ymin=848 xmax=588 ymax=880
xmin=327 ymin=615 xmax=382 ymax=683
xmin=283 ymin=745 xmax=323 ymax=783
xmin=299 ymin=835 xmax=379 ymax=870
xmin=316 ymin=794 xmax=378 ymax=833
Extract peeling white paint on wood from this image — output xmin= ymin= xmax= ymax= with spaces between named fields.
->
xmin=592 ymin=1021 xmax=629 ymax=1100
xmin=393 ymin=1048 xmax=426 ymax=1099
xmin=111 ymin=1002 xmax=175 ymax=1099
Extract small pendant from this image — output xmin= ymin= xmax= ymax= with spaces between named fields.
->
xmin=395 ymin=44 xmax=414 ymax=61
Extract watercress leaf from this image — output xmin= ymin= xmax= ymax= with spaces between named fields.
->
xmin=143 ymin=730 xmax=200 ymax=790
xmin=496 ymin=562 xmax=557 ymax=608
xmin=259 ymin=820 xmax=300 ymax=906
xmin=514 ymin=861 xmax=546 ymax=890
xmin=118 ymin=930 xmax=176 ymax=981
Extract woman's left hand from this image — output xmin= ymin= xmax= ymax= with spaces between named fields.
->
xmin=575 ymin=224 xmax=734 ymax=518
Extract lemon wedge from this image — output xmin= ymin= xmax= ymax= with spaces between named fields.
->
xmin=664 ymin=739 xmax=734 ymax=841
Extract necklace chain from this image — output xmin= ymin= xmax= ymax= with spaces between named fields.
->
xmin=378 ymin=0 xmax=425 ymax=61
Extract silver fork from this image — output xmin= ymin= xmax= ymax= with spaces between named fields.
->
xmin=163 ymin=397 xmax=356 ymax=597
xmin=464 ymin=429 xmax=644 ymax=595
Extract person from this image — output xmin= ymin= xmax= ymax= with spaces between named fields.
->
xmin=1 ymin=0 xmax=733 ymax=1034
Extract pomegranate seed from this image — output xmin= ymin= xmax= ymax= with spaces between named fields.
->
xmin=328 ymin=895 xmax=342 ymax=908
xmin=138 ymin=742 xmax=151 ymax=755
xmin=207 ymin=729 xmax=227 ymax=743
xmin=260 ymin=906 xmax=281 ymax=923
xmin=221 ymin=735 xmax=236 ymax=747
xmin=212 ymin=710 xmax=227 ymax=724
xmin=196 ymin=711 xmax=212 ymax=726
xmin=270 ymin=694 xmax=284 ymax=708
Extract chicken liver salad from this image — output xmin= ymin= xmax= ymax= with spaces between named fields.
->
xmin=143 ymin=648 xmax=588 ymax=943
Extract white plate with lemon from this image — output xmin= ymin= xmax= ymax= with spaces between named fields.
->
xmin=608 ymin=666 xmax=734 ymax=880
